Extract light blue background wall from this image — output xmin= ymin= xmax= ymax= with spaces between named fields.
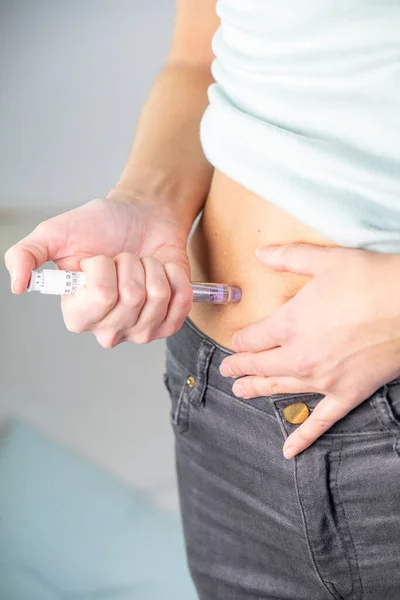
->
xmin=0 ymin=0 xmax=175 ymax=207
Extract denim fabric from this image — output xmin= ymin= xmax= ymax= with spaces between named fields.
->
xmin=163 ymin=317 xmax=400 ymax=600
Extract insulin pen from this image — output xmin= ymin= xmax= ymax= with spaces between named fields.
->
xmin=27 ymin=269 xmax=242 ymax=304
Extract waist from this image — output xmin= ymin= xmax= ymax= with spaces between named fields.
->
xmin=187 ymin=169 xmax=339 ymax=351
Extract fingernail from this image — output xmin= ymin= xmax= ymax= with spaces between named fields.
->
xmin=219 ymin=363 xmax=233 ymax=377
xmin=232 ymin=383 xmax=246 ymax=397
xmin=283 ymin=446 xmax=299 ymax=459
xmin=10 ymin=269 xmax=17 ymax=294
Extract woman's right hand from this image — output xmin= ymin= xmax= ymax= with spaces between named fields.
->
xmin=4 ymin=195 xmax=194 ymax=347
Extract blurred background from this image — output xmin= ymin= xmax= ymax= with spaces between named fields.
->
xmin=0 ymin=1 xmax=198 ymax=598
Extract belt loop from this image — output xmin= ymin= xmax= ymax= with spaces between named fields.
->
xmin=190 ymin=339 xmax=216 ymax=406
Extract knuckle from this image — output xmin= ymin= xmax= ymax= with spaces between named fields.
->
xmin=295 ymin=431 xmax=313 ymax=447
xmin=276 ymin=315 xmax=294 ymax=342
xmin=293 ymin=353 xmax=315 ymax=377
xmin=268 ymin=378 xmax=282 ymax=395
xmin=174 ymin=290 xmax=193 ymax=311
xmin=245 ymin=340 xmax=258 ymax=353
xmin=318 ymin=372 xmax=336 ymax=392
xmin=93 ymin=285 xmax=117 ymax=307
xmin=96 ymin=331 xmax=119 ymax=349
xmin=249 ymin=355 xmax=263 ymax=376
xmin=119 ymin=283 xmax=145 ymax=306
xmin=311 ymin=415 xmax=333 ymax=433
xmin=64 ymin=320 xmax=85 ymax=334
xmin=147 ymin=284 xmax=170 ymax=300
xmin=279 ymin=243 xmax=298 ymax=262
xmin=133 ymin=330 xmax=153 ymax=345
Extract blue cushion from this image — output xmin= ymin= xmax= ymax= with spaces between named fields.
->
xmin=0 ymin=419 xmax=196 ymax=600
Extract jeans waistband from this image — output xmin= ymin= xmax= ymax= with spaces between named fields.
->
xmin=166 ymin=316 xmax=400 ymax=436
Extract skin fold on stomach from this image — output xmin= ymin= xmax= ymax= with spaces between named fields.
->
xmin=186 ymin=168 xmax=339 ymax=352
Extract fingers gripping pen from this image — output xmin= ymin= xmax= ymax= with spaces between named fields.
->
xmin=27 ymin=269 xmax=242 ymax=304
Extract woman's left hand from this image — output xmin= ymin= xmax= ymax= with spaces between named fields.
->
xmin=219 ymin=243 xmax=400 ymax=459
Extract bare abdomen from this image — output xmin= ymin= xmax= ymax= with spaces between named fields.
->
xmin=187 ymin=169 xmax=339 ymax=351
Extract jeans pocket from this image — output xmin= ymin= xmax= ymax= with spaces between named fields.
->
xmin=162 ymin=351 xmax=191 ymax=434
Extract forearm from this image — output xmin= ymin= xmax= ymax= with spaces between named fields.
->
xmin=107 ymin=60 xmax=215 ymax=237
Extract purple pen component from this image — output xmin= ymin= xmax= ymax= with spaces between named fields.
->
xmin=191 ymin=282 xmax=242 ymax=304
xmin=231 ymin=286 xmax=242 ymax=303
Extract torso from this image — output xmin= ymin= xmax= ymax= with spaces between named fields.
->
xmin=187 ymin=169 xmax=339 ymax=351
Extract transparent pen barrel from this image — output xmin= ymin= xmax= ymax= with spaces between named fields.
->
xmin=191 ymin=282 xmax=241 ymax=304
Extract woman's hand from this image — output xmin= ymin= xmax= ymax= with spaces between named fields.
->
xmin=4 ymin=195 xmax=193 ymax=347
xmin=219 ymin=243 xmax=400 ymax=459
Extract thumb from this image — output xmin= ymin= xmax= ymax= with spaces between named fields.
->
xmin=4 ymin=226 xmax=52 ymax=294
xmin=255 ymin=242 xmax=333 ymax=276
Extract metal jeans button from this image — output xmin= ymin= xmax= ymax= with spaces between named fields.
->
xmin=186 ymin=375 xmax=195 ymax=388
xmin=283 ymin=402 xmax=310 ymax=424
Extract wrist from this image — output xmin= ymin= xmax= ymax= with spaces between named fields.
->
xmin=106 ymin=177 xmax=198 ymax=238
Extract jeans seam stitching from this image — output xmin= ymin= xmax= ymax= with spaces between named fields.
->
xmin=293 ymin=445 xmax=340 ymax=600
xmin=333 ymin=441 xmax=363 ymax=600
xmin=173 ymin=381 xmax=190 ymax=432
xmin=194 ymin=340 xmax=216 ymax=406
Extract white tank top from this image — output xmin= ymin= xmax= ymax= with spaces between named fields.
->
xmin=200 ymin=0 xmax=400 ymax=252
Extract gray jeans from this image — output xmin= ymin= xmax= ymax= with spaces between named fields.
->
xmin=163 ymin=317 xmax=400 ymax=600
